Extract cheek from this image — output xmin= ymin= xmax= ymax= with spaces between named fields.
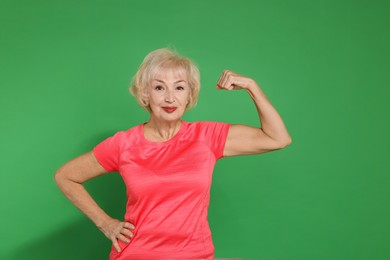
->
xmin=149 ymin=93 xmax=164 ymax=105
xmin=179 ymin=92 xmax=190 ymax=104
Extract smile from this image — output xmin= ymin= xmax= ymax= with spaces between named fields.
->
xmin=162 ymin=107 xmax=177 ymax=113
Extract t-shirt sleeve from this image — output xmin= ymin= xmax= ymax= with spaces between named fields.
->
xmin=198 ymin=121 xmax=231 ymax=160
xmin=93 ymin=131 xmax=125 ymax=172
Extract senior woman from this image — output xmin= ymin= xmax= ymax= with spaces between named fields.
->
xmin=55 ymin=48 xmax=291 ymax=259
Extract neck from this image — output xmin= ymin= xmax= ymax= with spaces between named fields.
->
xmin=144 ymin=118 xmax=182 ymax=142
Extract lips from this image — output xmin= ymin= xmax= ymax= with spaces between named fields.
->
xmin=162 ymin=107 xmax=177 ymax=113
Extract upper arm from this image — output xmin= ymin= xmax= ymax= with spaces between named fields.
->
xmin=55 ymin=151 xmax=109 ymax=184
xmin=223 ymin=124 xmax=290 ymax=157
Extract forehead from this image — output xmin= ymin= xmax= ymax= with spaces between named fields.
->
xmin=151 ymin=64 xmax=188 ymax=82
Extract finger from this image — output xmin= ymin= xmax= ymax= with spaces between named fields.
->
xmin=121 ymin=228 xmax=134 ymax=238
xmin=123 ymin=222 xmax=135 ymax=230
xmin=117 ymin=233 xmax=130 ymax=243
xmin=216 ymin=75 xmax=224 ymax=89
xmin=217 ymin=70 xmax=229 ymax=89
xmin=112 ymin=238 xmax=121 ymax=253
xmin=223 ymin=74 xmax=235 ymax=91
xmin=220 ymin=70 xmax=230 ymax=88
xmin=224 ymin=71 xmax=237 ymax=90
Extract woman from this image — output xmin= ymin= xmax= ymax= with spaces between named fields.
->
xmin=55 ymin=48 xmax=291 ymax=259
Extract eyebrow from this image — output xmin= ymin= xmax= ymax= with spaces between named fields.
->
xmin=154 ymin=79 xmax=186 ymax=84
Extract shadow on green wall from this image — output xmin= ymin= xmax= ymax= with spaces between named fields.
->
xmin=8 ymin=171 xmax=127 ymax=260
xmin=8 ymin=218 xmax=109 ymax=260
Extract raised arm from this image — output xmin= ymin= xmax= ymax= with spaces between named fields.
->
xmin=216 ymin=70 xmax=292 ymax=157
xmin=54 ymin=151 xmax=135 ymax=252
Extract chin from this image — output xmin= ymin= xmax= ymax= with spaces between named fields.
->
xmin=153 ymin=112 xmax=184 ymax=122
xmin=162 ymin=115 xmax=184 ymax=122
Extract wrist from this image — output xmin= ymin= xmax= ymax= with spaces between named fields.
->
xmin=245 ymin=81 xmax=261 ymax=95
xmin=243 ymin=78 xmax=257 ymax=90
xmin=95 ymin=215 xmax=113 ymax=230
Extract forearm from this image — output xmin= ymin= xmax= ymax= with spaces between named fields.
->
xmin=55 ymin=176 xmax=112 ymax=229
xmin=246 ymin=82 xmax=291 ymax=144
xmin=54 ymin=152 xmax=135 ymax=251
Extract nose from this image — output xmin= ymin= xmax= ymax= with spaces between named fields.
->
xmin=164 ymin=90 xmax=175 ymax=103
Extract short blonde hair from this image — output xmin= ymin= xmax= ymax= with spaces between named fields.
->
xmin=129 ymin=48 xmax=200 ymax=112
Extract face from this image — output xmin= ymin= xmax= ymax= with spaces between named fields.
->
xmin=146 ymin=67 xmax=190 ymax=123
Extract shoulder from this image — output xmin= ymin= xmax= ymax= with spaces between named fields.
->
xmin=185 ymin=121 xmax=231 ymax=138
xmin=188 ymin=121 xmax=230 ymax=129
xmin=99 ymin=124 xmax=142 ymax=146
xmin=183 ymin=121 xmax=230 ymax=159
xmin=113 ymin=125 xmax=139 ymax=138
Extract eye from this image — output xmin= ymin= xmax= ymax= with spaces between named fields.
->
xmin=176 ymin=86 xmax=185 ymax=90
xmin=154 ymin=85 xmax=164 ymax=91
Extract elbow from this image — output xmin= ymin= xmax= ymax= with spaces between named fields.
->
xmin=54 ymin=169 xmax=63 ymax=186
xmin=54 ymin=169 xmax=75 ymax=193
xmin=283 ymin=136 xmax=293 ymax=147
xmin=54 ymin=168 xmax=68 ymax=188
xmin=276 ymin=136 xmax=292 ymax=149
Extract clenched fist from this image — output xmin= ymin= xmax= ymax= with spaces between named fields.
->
xmin=216 ymin=70 xmax=258 ymax=91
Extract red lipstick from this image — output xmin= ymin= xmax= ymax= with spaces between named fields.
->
xmin=162 ymin=107 xmax=177 ymax=113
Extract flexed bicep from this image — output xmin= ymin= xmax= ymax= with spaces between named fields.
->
xmin=216 ymin=69 xmax=292 ymax=156
xmin=223 ymin=124 xmax=289 ymax=157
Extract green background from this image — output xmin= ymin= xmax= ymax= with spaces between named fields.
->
xmin=1 ymin=0 xmax=389 ymax=259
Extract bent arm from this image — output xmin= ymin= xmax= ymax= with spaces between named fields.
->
xmin=54 ymin=151 xmax=113 ymax=228
xmin=54 ymin=151 xmax=135 ymax=252
xmin=218 ymin=71 xmax=292 ymax=157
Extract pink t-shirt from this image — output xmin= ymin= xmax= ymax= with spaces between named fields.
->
xmin=93 ymin=121 xmax=230 ymax=259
